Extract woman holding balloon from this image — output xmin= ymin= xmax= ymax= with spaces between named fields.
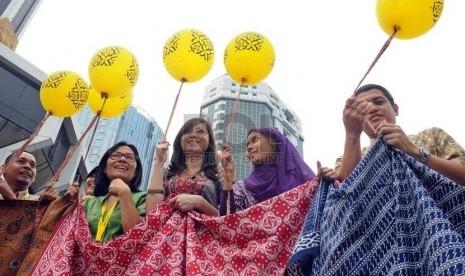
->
xmin=146 ymin=118 xmax=222 ymax=215
xmin=219 ymin=127 xmax=316 ymax=215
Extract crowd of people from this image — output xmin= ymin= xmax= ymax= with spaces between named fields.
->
xmin=0 ymin=83 xmax=464 ymax=274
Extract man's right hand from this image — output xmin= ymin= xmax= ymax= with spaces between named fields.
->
xmin=0 ymin=174 xmax=16 ymax=199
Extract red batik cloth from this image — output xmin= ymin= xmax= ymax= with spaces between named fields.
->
xmin=32 ymin=180 xmax=318 ymax=276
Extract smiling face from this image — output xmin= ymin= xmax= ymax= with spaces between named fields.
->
xmin=357 ymin=89 xmax=399 ymax=137
xmin=84 ymin=174 xmax=96 ymax=196
xmin=246 ymin=131 xmax=277 ymax=166
xmin=180 ymin=122 xmax=210 ymax=156
xmin=104 ymin=146 xmax=137 ymax=183
xmin=2 ymin=152 xmax=37 ymax=193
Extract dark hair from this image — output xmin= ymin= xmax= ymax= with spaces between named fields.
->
xmin=93 ymin=141 xmax=143 ymax=196
xmin=4 ymin=151 xmax=33 ymax=165
xmin=167 ymin=117 xmax=219 ymax=181
xmin=354 ymin=84 xmax=395 ymax=106
xmin=87 ymin=166 xmax=99 ymax=179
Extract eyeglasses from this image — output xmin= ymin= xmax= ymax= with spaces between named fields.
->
xmin=109 ymin=151 xmax=137 ymax=162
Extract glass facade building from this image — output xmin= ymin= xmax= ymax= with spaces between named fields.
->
xmin=0 ymin=43 xmax=87 ymax=194
xmin=200 ymin=75 xmax=304 ymax=180
xmin=76 ymin=105 xmax=163 ymax=191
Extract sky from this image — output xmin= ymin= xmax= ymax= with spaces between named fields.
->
xmin=16 ymin=0 xmax=465 ymax=172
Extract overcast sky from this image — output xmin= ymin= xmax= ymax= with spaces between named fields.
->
xmin=16 ymin=0 xmax=465 ymax=171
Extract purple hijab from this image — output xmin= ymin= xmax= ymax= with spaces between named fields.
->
xmin=243 ymin=127 xmax=316 ymax=203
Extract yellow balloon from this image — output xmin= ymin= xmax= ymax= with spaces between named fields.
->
xmin=40 ymin=71 xmax=89 ymax=117
xmin=224 ymin=32 xmax=275 ymax=85
xmin=88 ymin=87 xmax=133 ymax=118
xmin=163 ymin=29 xmax=214 ymax=83
xmin=377 ymin=0 xmax=444 ymax=39
xmin=89 ymin=46 xmax=139 ymax=98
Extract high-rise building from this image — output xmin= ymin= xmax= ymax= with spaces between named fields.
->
xmin=200 ymin=75 xmax=304 ymax=180
xmin=0 ymin=0 xmax=42 ymax=40
xmin=1 ymin=43 xmax=88 ymax=194
xmin=76 ymin=105 xmax=163 ymax=191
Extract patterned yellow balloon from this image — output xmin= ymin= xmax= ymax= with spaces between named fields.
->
xmin=163 ymin=29 xmax=215 ymax=83
xmin=40 ymin=71 xmax=89 ymax=117
xmin=89 ymin=46 xmax=139 ymax=98
xmin=224 ymin=32 xmax=275 ymax=85
xmin=88 ymin=87 xmax=133 ymax=118
xmin=377 ymin=0 xmax=444 ymax=39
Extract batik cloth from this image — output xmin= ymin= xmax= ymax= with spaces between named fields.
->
xmin=32 ymin=180 xmax=317 ymax=275
xmin=288 ymin=138 xmax=465 ymax=275
xmin=0 ymin=194 xmax=77 ymax=275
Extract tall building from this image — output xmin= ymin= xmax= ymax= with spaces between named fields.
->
xmin=0 ymin=0 xmax=42 ymax=40
xmin=76 ymin=105 xmax=163 ymax=191
xmin=0 ymin=42 xmax=88 ymax=194
xmin=200 ymin=75 xmax=304 ymax=180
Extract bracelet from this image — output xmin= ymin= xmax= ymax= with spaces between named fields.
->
xmin=147 ymin=188 xmax=164 ymax=195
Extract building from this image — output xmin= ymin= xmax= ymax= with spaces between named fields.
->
xmin=0 ymin=0 xmax=42 ymax=40
xmin=76 ymin=105 xmax=163 ymax=191
xmin=0 ymin=42 xmax=87 ymax=194
xmin=200 ymin=75 xmax=304 ymax=180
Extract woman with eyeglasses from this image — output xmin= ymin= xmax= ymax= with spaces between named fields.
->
xmin=83 ymin=141 xmax=146 ymax=242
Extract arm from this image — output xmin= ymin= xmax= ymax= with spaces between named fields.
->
xmin=218 ymin=146 xmax=237 ymax=215
xmin=378 ymin=125 xmax=465 ymax=185
xmin=338 ymin=97 xmax=369 ymax=180
xmin=145 ymin=141 xmax=169 ymax=212
xmin=108 ymin=178 xmax=140 ymax=233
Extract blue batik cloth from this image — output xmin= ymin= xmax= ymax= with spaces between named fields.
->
xmin=287 ymin=138 xmax=465 ymax=275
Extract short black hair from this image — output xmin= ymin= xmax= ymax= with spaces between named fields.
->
xmin=354 ymin=84 xmax=395 ymax=106
xmin=4 ymin=151 xmax=34 ymax=165
xmin=87 ymin=166 xmax=99 ymax=179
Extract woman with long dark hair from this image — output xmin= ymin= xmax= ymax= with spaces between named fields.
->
xmin=146 ymin=117 xmax=221 ymax=215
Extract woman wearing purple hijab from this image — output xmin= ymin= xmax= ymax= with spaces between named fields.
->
xmin=219 ymin=127 xmax=316 ymax=215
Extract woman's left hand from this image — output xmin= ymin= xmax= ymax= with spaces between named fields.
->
xmin=108 ymin=178 xmax=131 ymax=197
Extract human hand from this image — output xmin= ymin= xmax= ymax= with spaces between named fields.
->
xmin=108 ymin=178 xmax=131 ymax=197
xmin=44 ymin=182 xmax=59 ymax=198
xmin=375 ymin=122 xmax=418 ymax=156
xmin=65 ymin=182 xmax=80 ymax=199
xmin=343 ymin=96 xmax=375 ymax=137
xmin=168 ymin=194 xmax=203 ymax=212
xmin=0 ymin=173 xmax=16 ymax=199
xmin=155 ymin=140 xmax=170 ymax=165
xmin=219 ymin=145 xmax=235 ymax=190
xmin=317 ymin=161 xmax=341 ymax=182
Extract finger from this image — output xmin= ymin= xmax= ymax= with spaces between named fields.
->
xmin=168 ymin=196 xmax=177 ymax=205
xmin=317 ymin=161 xmax=321 ymax=170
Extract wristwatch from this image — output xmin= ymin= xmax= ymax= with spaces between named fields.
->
xmin=419 ymin=147 xmax=431 ymax=164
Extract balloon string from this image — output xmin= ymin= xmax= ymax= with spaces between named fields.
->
xmin=49 ymin=112 xmax=100 ymax=185
xmin=84 ymin=94 xmax=108 ymax=160
xmin=224 ymin=78 xmax=245 ymax=147
xmin=84 ymin=114 xmax=102 ymax=161
xmin=163 ymin=80 xmax=185 ymax=141
xmin=353 ymin=26 xmax=398 ymax=134
xmin=0 ymin=112 xmax=51 ymax=175
xmin=354 ymin=26 xmax=398 ymax=93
